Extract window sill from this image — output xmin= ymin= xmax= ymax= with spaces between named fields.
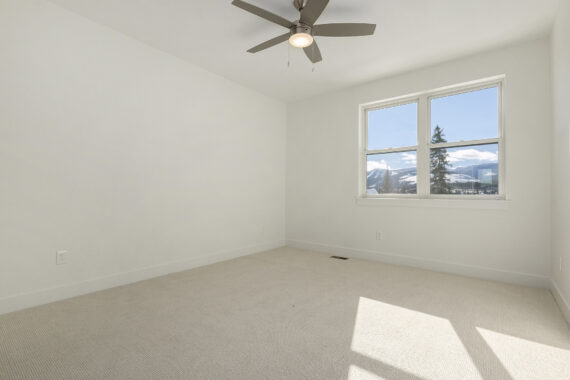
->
xmin=355 ymin=196 xmax=510 ymax=210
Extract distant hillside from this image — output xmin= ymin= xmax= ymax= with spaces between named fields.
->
xmin=367 ymin=163 xmax=498 ymax=194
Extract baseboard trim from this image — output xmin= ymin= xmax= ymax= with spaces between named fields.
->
xmin=550 ymin=279 xmax=570 ymax=326
xmin=0 ymin=240 xmax=285 ymax=316
xmin=286 ymin=239 xmax=550 ymax=288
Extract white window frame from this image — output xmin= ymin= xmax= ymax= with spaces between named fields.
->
xmin=358 ymin=76 xmax=505 ymax=201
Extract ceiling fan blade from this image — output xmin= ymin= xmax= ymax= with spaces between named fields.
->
xmin=247 ymin=33 xmax=290 ymax=53
xmin=313 ymin=23 xmax=376 ymax=37
xmin=300 ymin=0 xmax=329 ymax=25
xmin=232 ymin=0 xmax=293 ymax=29
xmin=303 ymin=41 xmax=322 ymax=63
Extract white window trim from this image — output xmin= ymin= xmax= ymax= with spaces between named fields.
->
xmin=358 ymin=75 xmax=506 ymax=204
xmin=355 ymin=196 xmax=510 ymax=210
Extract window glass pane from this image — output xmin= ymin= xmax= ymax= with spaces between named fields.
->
xmin=367 ymin=151 xmax=417 ymax=194
xmin=367 ymin=102 xmax=417 ymax=150
xmin=431 ymin=87 xmax=498 ymax=143
xmin=430 ymin=143 xmax=498 ymax=195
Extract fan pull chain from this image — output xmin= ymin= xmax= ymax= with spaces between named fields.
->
xmin=287 ymin=43 xmax=291 ymax=68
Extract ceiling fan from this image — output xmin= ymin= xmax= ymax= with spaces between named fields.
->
xmin=232 ymin=0 xmax=376 ymax=63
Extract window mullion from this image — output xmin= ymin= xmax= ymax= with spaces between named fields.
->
xmin=366 ymin=146 xmax=418 ymax=155
xmin=417 ymin=95 xmax=429 ymax=198
xmin=430 ymin=138 xmax=499 ymax=149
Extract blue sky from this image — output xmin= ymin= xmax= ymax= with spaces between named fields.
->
xmin=368 ymin=102 xmax=416 ymax=150
xmin=367 ymin=86 xmax=499 ymax=171
xmin=431 ymin=87 xmax=498 ymax=142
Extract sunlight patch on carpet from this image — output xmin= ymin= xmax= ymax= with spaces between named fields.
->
xmin=347 ymin=365 xmax=385 ymax=380
xmin=350 ymin=297 xmax=478 ymax=379
xmin=476 ymin=327 xmax=570 ymax=379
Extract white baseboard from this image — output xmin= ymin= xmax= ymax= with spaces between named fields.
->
xmin=550 ymin=279 xmax=570 ymax=326
xmin=286 ymin=239 xmax=550 ymax=288
xmin=0 ymin=240 xmax=285 ymax=316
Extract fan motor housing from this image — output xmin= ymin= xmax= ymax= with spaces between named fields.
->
xmin=291 ymin=23 xmax=312 ymax=36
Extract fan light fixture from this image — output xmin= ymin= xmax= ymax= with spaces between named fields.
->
xmin=289 ymin=32 xmax=313 ymax=48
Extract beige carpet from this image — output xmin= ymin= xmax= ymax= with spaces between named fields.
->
xmin=0 ymin=247 xmax=569 ymax=380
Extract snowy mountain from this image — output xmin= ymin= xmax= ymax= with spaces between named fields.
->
xmin=367 ymin=163 xmax=498 ymax=194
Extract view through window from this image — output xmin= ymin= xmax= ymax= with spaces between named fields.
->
xmin=362 ymin=79 xmax=503 ymax=198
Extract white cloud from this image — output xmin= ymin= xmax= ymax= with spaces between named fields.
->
xmin=367 ymin=160 xmax=389 ymax=171
xmin=401 ymin=152 xmax=417 ymax=165
xmin=448 ymin=149 xmax=497 ymax=163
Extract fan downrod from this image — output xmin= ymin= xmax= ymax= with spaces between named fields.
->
xmin=293 ymin=0 xmax=309 ymax=11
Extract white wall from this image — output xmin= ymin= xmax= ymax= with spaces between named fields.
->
xmin=287 ymin=38 xmax=552 ymax=287
xmin=550 ymin=0 xmax=570 ymax=320
xmin=0 ymin=0 xmax=286 ymax=314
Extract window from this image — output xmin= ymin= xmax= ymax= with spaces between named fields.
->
xmin=360 ymin=77 xmax=504 ymax=200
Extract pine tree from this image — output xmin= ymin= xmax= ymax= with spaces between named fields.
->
xmin=375 ymin=180 xmax=382 ymax=194
xmin=380 ymin=168 xmax=393 ymax=193
xmin=430 ymin=125 xmax=451 ymax=194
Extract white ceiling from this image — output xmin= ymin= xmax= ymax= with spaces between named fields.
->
xmin=48 ymin=0 xmax=560 ymax=102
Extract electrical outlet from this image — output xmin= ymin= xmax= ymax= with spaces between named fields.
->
xmin=56 ymin=250 xmax=69 ymax=265
xmin=376 ymin=231 xmax=383 ymax=240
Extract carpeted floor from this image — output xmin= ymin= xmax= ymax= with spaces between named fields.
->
xmin=0 ymin=247 xmax=569 ymax=379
